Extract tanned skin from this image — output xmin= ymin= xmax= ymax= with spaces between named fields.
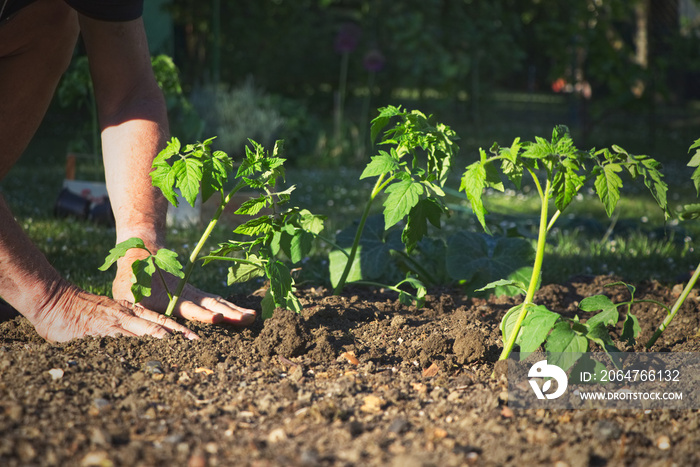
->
xmin=0 ymin=0 xmax=255 ymax=342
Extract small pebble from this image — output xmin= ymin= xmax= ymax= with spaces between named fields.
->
xmin=656 ymin=435 xmax=671 ymax=450
xmin=596 ymin=420 xmax=622 ymax=441
xmin=388 ymin=418 xmax=409 ymax=434
xmin=465 ymin=452 xmax=479 ymax=466
xmin=144 ymin=360 xmax=164 ymax=375
xmin=268 ymin=427 xmax=287 ymax=443
xmin=48 ymin=368 xmax=64 ymax=380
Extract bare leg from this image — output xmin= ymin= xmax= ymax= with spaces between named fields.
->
xmin=0 ymin=0 xmax=196 ymax=341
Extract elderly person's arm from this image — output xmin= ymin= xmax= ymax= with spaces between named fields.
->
xmin=78 ymin=14 xmax=255 ymax=326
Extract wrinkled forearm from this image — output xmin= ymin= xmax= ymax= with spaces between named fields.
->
xmin=99 ymin=86 xmax=169 ymax=252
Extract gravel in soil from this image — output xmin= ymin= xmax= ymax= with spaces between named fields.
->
xmin=1 ymin=275 xmax=699 ymax=466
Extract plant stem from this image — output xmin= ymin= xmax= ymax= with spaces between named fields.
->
xmin=498 ymin=177 xmax=551 ymax=361
xmin=164 ymin=184 xmax=243 ymax=316
xmin=333 ymin=174 xmax=387 ymax=295
xmin=645 ymin=265 xmax=700 ymax=348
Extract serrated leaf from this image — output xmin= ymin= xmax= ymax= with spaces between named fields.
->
xmin=383 ymin=180 xmax=423 ymax=228
xmin=519 ymin=305 xmax=560 ymax=354
xmin=460 ymin=160 xmax=490 ymax=233
xmin=153 ymin=248 xmax=185 ymax=278
xmin=402 ymin=198 xmax=443 ymax=253
xmin=227 ymin=258 xmax=265 ymax=284
xmin=100 ymin=237 xmax=147 ymax=271
xmin=545 ymin=321 xmax=589 ymax=371
xmin=150 ymin=162 xmax=179 ymax=206
xmin=234 ymin=216 xmax=273 ymax=236
xmin=360 ymin=152 xmax=398 ymax=179
xmin=689 ymin=139 xmax=700 ymax=195
xmin=370 ymin=105 xmax=402 ymax=143
xmin=297 ymin=209 xmax=326 ymax=235
xmin=173 ymin=157 xmax=203 ymax=207
xmin=476 ymin=279 xmax=527 ymax=295
xmin=235 ymin=195 xmax=269 ymax=216
xmin=594 ymin=163 xmax=623 ymax=217
xmin=552 ymin=166 xmax=585 ymax=212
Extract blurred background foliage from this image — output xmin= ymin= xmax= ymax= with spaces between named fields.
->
xmin=51 ymin=0 xmax=700 ymax=168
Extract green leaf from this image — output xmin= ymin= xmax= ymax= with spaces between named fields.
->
xmin=519 ymin=305 xmax=560 ymax=354
xmin=261 ymin=289 xmax=275 ymax=320
xmin=688 ymin=139 xmax=700 ymax=196
xmin=396 ymin=276 xmax=427 ymax=307
xmin=370 ymin=105 xmax=403 ymax=143
xmin=402 ymin=198 xmax=443 ymax=253
xmin=446 ymin=232 xmax=535 ymax=296
xmin=585 ymin=323 xmax=620 ymax=361
xmin=266 ymin=260 xmax=294 ymax=308
xmin=621 ymin=313 xmax=641 ymax=346
xmin=545 ymin=321 xmax=589 ymax=371
xmin=227 ymin=258 xmax=265 ymax=284
xmin=460 ymin=160 xmax=490 ymax=233
xmin=100 ymin=237 xmax=147 ymax=271
xmin=130 ymin=257 xmax=155 ymax=303
xmin=579 ymin=295 xmax=619 ymax=330
xmin=594 ymin=163 xmax=623 ymax=217
xmin=235 ymin=195 xmax=269 ymax=216
xmin=234 ymin=216 xmax=273 ymax=236
xmin=173 ymin=157 xmax=203 ymax=207
xmin=153 ymin=248 xmax=185 ymax=278
xmin=476 ymin=279 xmax=528 ymax=296
xmin=500 ymin=303 xmax=524 ymax=346
xmin=329 ymin=215 xmax=401 ymax=286
xmin=360 ymin=152 xmax=398 ymax=179
xmin=383 ymin=179 xmax=423 ymax=228
xmin=552 ymin=165 xmax=585 ymax=213
xmin=297 ymin=209 xmax=326 ymax=235
xmin=200 ymin=150 xmax=232 ymax=202
xmin=150 ymin=161 xmax=179 ymax=206
xmin=329 ymin=247 xmax=363 ymax=287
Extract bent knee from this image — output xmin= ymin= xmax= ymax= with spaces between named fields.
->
xmin=32 ymin=0 xmax=80 ymax=69
xmin=2 ymin=0 xmax=79 ymax=71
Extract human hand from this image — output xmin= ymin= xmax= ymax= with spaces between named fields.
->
xmin=112 ymin=262 xmax=257 ymax=327
xmin=28 ymin=281 xmax=199 ymax=343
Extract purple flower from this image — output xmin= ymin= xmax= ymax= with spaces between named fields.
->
xmin=334 ymin=23 xmax=362 ymax=54
xmin=363 ymin=49 xmax=385 ymax=73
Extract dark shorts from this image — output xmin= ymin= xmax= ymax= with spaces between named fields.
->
xmin=1 ymin=0 xmax=143 ymax=23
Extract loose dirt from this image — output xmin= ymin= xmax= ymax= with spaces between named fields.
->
xmin=1 ymin=275 xmax=699 ymax=466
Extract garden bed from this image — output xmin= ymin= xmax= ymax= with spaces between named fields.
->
xmin=1 ymin=274 xmax=699 ymax=466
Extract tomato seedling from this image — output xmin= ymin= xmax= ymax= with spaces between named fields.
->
xmin=328 ymin=105 xmax=459 ymax=305
xmin=100 ymin=137 xmax=325 ymax=319
xmin=645 ymin=137 xmax=700 ymax=348
xmin=460 ymin=126 xmax=669 ymax=364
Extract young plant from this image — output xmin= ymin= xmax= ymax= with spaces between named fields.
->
xmin=645 ymin=137 xmax=700 ymax=348
xmin=460 ymin=126 xmax=669 ymax=363
xmin=329 ymin=105 xmax=459 ymax=304
xmin=100 ymin=137 xmax=325 ymax=320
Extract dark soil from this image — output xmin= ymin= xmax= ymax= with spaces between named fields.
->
xmin=1 ymin=275 xmax=699 ymax=466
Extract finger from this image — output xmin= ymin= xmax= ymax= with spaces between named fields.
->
xmin=117 ymin=300 xmax=199 ymax=340
xmin=178 ymin=286 xmax=257 ymax=326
